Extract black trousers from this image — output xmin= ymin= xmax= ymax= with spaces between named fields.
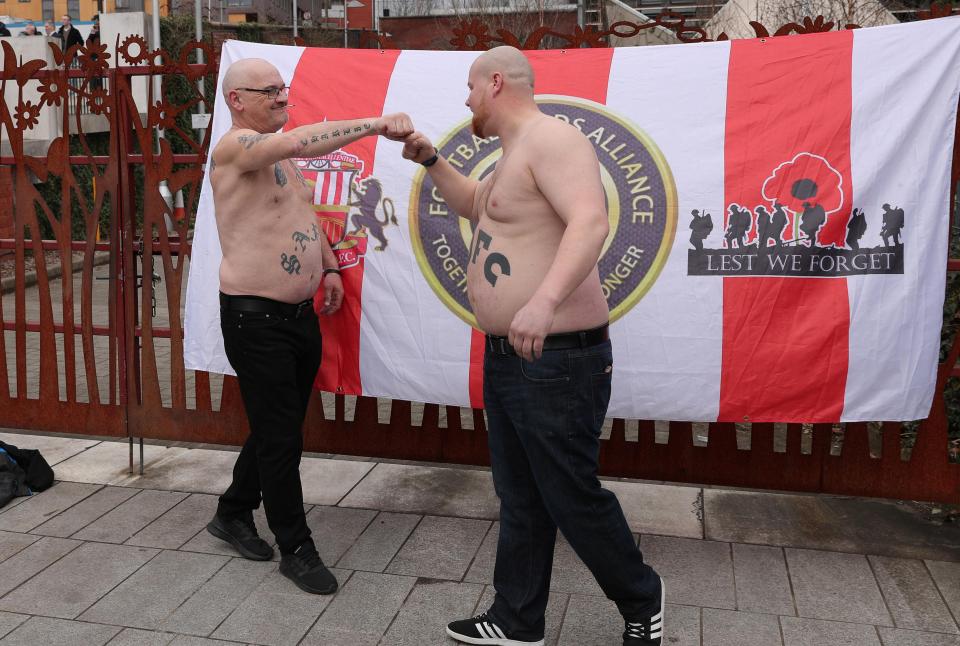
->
xmin=218 ymin=299 xmax=321 ymax=554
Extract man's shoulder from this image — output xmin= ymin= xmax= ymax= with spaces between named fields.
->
xmin=529 ymin=115 xmax=593 ymax=155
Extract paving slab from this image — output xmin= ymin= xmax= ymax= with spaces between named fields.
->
xmin=115 ymin=448 xmax=237 ymax=494
xmin=602 ymin=481 xmax=703 ymax=538
xmin=340 ymin=463 xmax=500 ymax=519
xmin=877 ymin=628 xmax=960 ymax=645
xmin=0 ymin=612 xmax=27 ymax=640
xmin=335 ymin=511 xmax=421 ymax=572
xmin=640 ymin=535 xmax=736 ymax=609
xmin=558 ymin=595 xmax=700 ymax=646
xmin=80 ymin=550 xmax=230 ymax=629
xmin=0 ymin=432 xmax=99 ymax=466
xmin=72 ymin=489 xmax=189 ymax=543
xmin=0 ymin=536 xmax=81 ymax=597
xmin=379 ymin=579 xmax=484 ymax=646
xmin=475 ymin=584 xmax=569 ymax=646
xmin=0 ymin=481 xmax=100 ymax=532
xmin=211 ymin=568 xmax=348 ymax=646
xmin=702 ymin=608 xmax=783 ymax=646
xmin=299 ymin=457 xmax=376 ymax=506
xmin=705 ymin=489 xmax=960 ymax=561
xmin=106 ymin=628 xmax=176 ymax=646
xmin=0 ymin=616 xmax=122 ymax=646
xmin=732 ymin=543 xmax=795 ymax=615
xmin=125 ymin=493 xmax=219 ymax=550
xmin=0 ymin=541 xmax=158 ymax=618
xmin=386 ymin=515 xmax=490 ymax=581
xmin=0 ymin=530 xmax=39 ymax=563
xmin=549 ymin=535 xmax=605 ymax=597
xmin=168 ymin=637 xmax=245 ymax=646
xmin=31 ymin=486 xmax=137 ymax=538
xmin=786 ymin=548 xmax=892 ymax=626
xmin=463 ymin=521 xmax=498 ymax=585
xmin=868 ymin=555 xmax=957 ymax=633
xmin=305 ymin=505 xmax=377 ymax=565
xmin=53 ymin=441 xmax=187 ymax=486
xmin=780 ymin=616 xmax=881 ymax=646
xmin=927 ymin=560 xmax=960 ymax=625
xmin=159 ymin=557 xmax=274 ymax=636
xmin=300 ymin=571 xmax=417 ymax=645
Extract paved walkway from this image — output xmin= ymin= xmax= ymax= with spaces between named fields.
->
xmin=0 ymin=430 xmax=959 ymax=646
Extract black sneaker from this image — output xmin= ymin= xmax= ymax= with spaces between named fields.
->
xmin=623 ymin=576 xmax=666 ymax=645
xmin=206 ymin=513 xmax=274 ymax=561
xmin=279 ymin=541 xmax=338 ymax=595
xmin=446 ymin=612 xmax=544 ymax=645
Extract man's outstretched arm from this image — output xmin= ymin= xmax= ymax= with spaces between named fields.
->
xmin=217 ymin=114 xmax=413 ymax=173
xmin=403 ymin=131 xmax=480 ymax=222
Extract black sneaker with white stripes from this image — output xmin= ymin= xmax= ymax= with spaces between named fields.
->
xmin=623 ymin=576 xmax=666 ymax=645
xmin=445 ymin=612 xmax=544 ymax=646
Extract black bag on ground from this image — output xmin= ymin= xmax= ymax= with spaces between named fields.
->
xmin=0 ymin=440 xmax=54 ymax=499
xmin=0 ymin=447 xmax=31 ymax=508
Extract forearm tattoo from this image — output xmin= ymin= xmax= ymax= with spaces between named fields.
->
xmin=470 ymin=228 xmax=512 ymax=287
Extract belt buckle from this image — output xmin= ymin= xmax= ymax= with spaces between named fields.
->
xmin=295 ymin=300 xmax=312 ymax=318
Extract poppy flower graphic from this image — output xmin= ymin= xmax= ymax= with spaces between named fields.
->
xmin=761 ymin=152 xmax=844 ymax=215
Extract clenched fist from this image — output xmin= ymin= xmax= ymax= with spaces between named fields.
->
xmin=375 ymin=113 xmax=414 ymax=141
xmin=402 ymin=132 xmax=436 ymax=164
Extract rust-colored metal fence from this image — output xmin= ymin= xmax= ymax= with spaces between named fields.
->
xmin=2 ymin=15 xmax=960 ymax=504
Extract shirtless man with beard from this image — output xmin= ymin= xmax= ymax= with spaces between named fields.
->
xmin=207 ymin=57 xmax=412 ymax=594
xmin=402 ymin=46 xmax=665 ymax=646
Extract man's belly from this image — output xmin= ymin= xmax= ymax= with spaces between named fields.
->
xmin=219 ymin=238 xmax=325 ymax=304
xmin=467 ymin=263 xmax=609 ymax=336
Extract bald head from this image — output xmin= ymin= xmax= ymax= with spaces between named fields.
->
xmin=472 ymin=46 xmax=534 ymax=92
xmin=222 ymin=58 xmax=282 ymax=102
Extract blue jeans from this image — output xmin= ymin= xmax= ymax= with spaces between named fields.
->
xmin=485 ymin=338 xmax=660 ymax=639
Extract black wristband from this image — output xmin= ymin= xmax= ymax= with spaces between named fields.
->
xmin=323 ymin=268 xmax=341 ymax=276
xmin=421 ymin=148 xmax=439 ymax=167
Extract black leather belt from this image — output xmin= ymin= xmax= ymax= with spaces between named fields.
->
xmin=219 ymin=292 xmax=314 ymax=319
xmin=486 ymin=324 xmax=609 ymax=356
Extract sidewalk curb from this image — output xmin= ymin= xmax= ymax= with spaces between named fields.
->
xmin=0 ymin=250 xmax=112 ymax=295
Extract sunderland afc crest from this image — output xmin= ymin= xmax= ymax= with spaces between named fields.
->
xmin=295 ymin=151 xmax=398 ymax=269
xmin=409 ymin=96 xmax=678 ymax=328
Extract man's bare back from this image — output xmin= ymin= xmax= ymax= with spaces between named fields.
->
xmin=465 ymin=116 xmax=609 ymax=336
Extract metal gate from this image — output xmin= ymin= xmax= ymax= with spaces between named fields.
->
xmin=2 ymin=14 xmax=960 ymax=504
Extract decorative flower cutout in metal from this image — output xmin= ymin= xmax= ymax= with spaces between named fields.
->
xmin=15 ymin=101 xmax=41 ymax=130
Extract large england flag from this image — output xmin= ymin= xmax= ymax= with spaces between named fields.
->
xmin=185 ymin=18 xmax=960 ymax=423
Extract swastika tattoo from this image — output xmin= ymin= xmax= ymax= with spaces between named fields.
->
xmin=280 ymin=253 xmax=301 ymax=275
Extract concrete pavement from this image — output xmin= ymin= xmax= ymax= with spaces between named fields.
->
xmin=0 ymin=430 xmax=959 ymax=645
